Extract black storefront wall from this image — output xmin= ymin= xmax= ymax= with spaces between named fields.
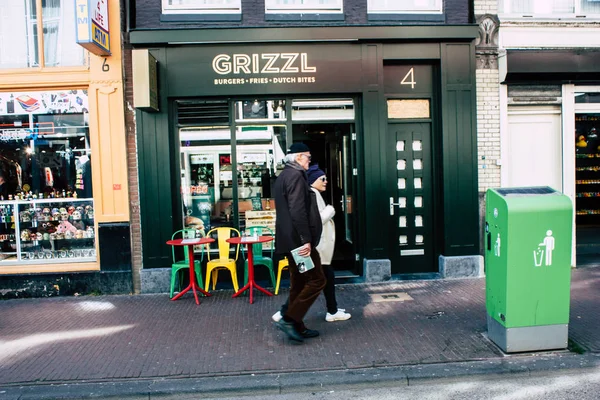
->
xmin=135 ymin=32 xmax=479 ymax=272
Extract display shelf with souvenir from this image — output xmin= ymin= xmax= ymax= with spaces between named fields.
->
xmin=575 ymin=114 xmax=600 ymax=222
xmin=0 ymin=198 xmax=96 ymax=264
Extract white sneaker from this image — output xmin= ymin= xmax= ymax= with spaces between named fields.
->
xmin=326 ymin=309 xmax=351 ymax=322
xmin=272 ymin=311 xmax=282 ymax=322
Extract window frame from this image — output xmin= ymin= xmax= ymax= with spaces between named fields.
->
xmin=161 ymin=0 xmax=242 ymax=15
xmin=264 ymin=0 xmax=343 ymax=14
xmin=0 ymin=0 xmax=87 ymax=71
xmin=367 ymin=0 xmax=443 ymax=14
xmin=499 ymin=0 xmax=600 ymax=19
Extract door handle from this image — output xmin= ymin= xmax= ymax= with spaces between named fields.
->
xmin=389 ymin=197 xmax=402 ymax=216
xmin=340 ymin=198 xmax=345 ymax=212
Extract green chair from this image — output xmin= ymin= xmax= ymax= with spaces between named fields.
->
xmin=170 ymin=229 xmax=204 ymax=298
xmin=242 ymin=226 xmax=276 ymax=288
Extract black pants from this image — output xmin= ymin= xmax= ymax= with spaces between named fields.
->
xmin=281 ymin=263 xmax=337 ymax=316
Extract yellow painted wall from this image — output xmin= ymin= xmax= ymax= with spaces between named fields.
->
xmin=0 ymin=0 xmax=129 ymax=223
xmin=87 ymin=0 xmax=130 ymax=222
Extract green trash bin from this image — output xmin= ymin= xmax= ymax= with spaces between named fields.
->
xmin=485 ymin=186 xmax=572 ymax=353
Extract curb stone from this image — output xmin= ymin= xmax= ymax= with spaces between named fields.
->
xmin=0 ymin=353 xmax=598 ymax=400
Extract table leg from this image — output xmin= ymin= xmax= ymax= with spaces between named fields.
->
xmin=171 ymin=245 xmax=211 ymax=304
xmin=232 ymin=244 xmax=273 ymax=303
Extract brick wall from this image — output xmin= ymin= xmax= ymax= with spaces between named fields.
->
xmin=474 ymin=0 xmax=498 ymax=15
xmin=122 ymin=33 xmax=143 ymax=294
xmin=476 ymin=68 xmax=501 ymax=192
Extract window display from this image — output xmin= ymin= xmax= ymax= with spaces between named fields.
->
xmin=0 ymin=89 xmax=94 ymax=265
xmin=575 ymin=113 xmax=600 ymax=221
xmin=0 ymin=198 xmax=96 ymax=264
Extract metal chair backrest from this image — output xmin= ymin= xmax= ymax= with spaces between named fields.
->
xmin=206 ymin=227 xmax=241 ymax=261
xmin=243 ymin=225 xmax=275 ymax=258
xmin=171 ymin=229 xmax=199 ymax=263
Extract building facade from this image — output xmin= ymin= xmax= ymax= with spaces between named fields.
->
xmin=475 ymin=0 xmax=600 ymax=267
xmin=126 ymin=0 xmax=482 ymax=293
xmin=0 ymin=0 xmax=132 ymax=298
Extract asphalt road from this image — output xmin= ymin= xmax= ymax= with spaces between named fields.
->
xmin=204 ymin=368 xmax=600 ymax=400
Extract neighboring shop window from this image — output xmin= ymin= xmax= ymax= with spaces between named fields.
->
xmin=575 ymin=113 xmax=600 ymax=218
xmin=265 ymin=0 xmax=343 ymax=13
xmin=368 ymin=0 xmax=442 ymax=13
xmin=0 ymin=90 xmax=95 ymax=265
xmin=0 ymin=0 xmax=85 ymax=69
xmin=179 ymin=100 xmax=286 ymax=236
xmin=162 ymin=0 xmax=242 ymax=14
xmin=500 ymin=0 xmax=600 ymax=16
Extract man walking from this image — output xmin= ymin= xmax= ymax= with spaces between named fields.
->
xmin=273 ymin=143 xmax=326 ymax=342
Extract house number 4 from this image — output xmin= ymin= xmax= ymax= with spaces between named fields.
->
xmin=401 ymin=67 xmax=416 ymax=89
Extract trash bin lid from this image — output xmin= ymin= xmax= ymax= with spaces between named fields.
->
xmin=495 ymin=186 xmax=559 ymax=197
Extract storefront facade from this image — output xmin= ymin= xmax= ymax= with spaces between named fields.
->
xmin=0 ymin=0 xmax=132 ymax=297
xmin=129 ymin=33 xmax=481 ymax=288
xmin=474 ymin=0 xmax=600 ymax=267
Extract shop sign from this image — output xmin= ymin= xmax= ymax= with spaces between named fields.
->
xmin=166 ymin=44 xmax=362 ymax=96
xmin=0 ymin=90 xmax=89 ymax=116
xmin=75 ymin=0 xmax=111 ymax=56
xmin=132 ymin=49 xmax=159 ymax=112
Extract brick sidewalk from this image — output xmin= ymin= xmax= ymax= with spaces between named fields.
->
xmin=0 ymin=268 xmax=598 ymax=386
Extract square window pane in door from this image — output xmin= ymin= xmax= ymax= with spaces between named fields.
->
xmin=399 ymin=235 xmax=408 ymax=245
xmin=415 ymin=196 xmax=423 ymax=207
xmin=413 ymin=159 xmax=422 ymax=170
xmin=414 ymin=177 xmax=422 ymax=189
xmin=396 ymin=140 xmax=405 ymax=151
xmin=397 ymin=159 xmax=406 ymax=170
xmin=415 ymin=215 xmax=423 ymax=227
xmin=399 ymin=215 xmax=407 ymax=227
xmin=398 ymin=178 xmax=406 ymax=189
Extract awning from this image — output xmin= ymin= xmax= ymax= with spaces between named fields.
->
xmin=503 ymin=48 xmax=600 ymax=84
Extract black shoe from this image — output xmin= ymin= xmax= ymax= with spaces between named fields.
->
xmin=276 ymin=320 xmax=304 ymax=342
xmin=300 ymin=329 xmax=319 ymax=339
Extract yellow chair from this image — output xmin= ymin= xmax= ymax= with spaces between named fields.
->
xmin=205 ymin=227 xmax=240 ymax=292
xmin=275 ymin=256 xmax=289 ymax=295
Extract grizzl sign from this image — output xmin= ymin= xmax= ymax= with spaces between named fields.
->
xmin=166 ymin=44 xmax=362 ymax=96
xmin=212 ymin=53 xmax=316 ymax=75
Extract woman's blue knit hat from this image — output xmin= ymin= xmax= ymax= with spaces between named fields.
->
xmin=307 ymin=164 xmax=326 ymax=185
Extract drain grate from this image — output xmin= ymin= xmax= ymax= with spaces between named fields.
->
xmin=370 ymin=292 xmax=413 ymax=303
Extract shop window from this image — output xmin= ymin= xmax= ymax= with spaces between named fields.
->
xmin=162 ymin=0 xmax=242 ymax=14
xmin=179 ymin=111 xmax=286 ymax=236
xmin=500 ymin=0 xmax=600 ymax=16
xmin=575 ymin=93 xmax=600 ymax=104
xmin=0 ymin=90 xmax=95 ymax=266
xmin=265 ymin=0 xmax=343 ymax=13
xmin=0 ymin=0 xmax=85 ymax=69
xmin=235 ymin=100 xmax=287 ymax=122
xmin=368 ymin=0 xmax=442 ymax=13
xmin=291 ymin=99 xmax=354 ymax=121
xmin=575 ymin=113 xmax=600 ymax=219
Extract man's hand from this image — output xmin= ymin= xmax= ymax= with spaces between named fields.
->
xmin=298 ymin=243 xmax=311 ymax=256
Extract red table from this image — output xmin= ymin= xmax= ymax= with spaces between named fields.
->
xmin=227 ymin=236 xmax=274 ymax=304
xmin=166 ymin=237 xmax=215 ymax=305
